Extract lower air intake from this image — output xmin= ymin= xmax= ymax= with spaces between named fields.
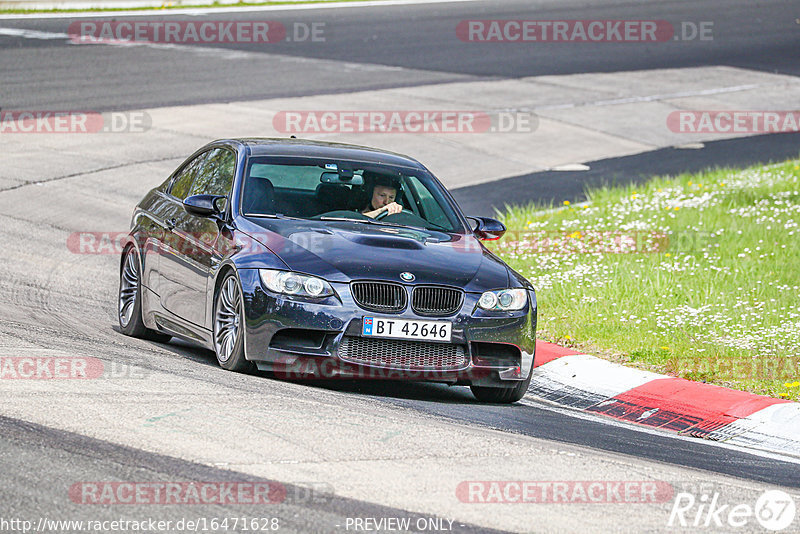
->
xmin=338 ymin=336 xmax=468 ymax=370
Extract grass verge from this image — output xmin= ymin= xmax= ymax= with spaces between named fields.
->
xmin=487 ymin=158 xmax=800 ymax=401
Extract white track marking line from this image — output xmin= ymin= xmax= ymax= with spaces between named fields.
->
xmin=0 ymin=25 xmax=458 ymax=64
xmin=0 ymin=27 xmax=68 ymax=38
xmin=0 ymin=26 xmax=262 ymax=58
xmin=0 ymin=30 xmax=788 ymax=102
xmin=0 ymin=0 xmax=487 ymax=20
xmin=535 ymin=83 xmax=768 ymax=111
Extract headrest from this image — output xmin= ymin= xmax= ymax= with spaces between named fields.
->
xmin=243 ymin=177 xmax=275 ymax=214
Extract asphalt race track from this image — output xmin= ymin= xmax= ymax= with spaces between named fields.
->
xmin=1 ymin=0 xmax=799 ymax=532
xmin=1 ymin=0 xmax=798 ymax=109
xmin=454 ymin=131 xmax=800 ymax=216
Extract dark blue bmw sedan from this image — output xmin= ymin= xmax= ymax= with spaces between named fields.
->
xmin=119 ymin=138 xmax=536 ymax=403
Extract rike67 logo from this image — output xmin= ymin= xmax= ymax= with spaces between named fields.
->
xmin=668 ymin=486 xmax=796 ymax=531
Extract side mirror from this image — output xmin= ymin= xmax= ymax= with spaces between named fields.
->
xmin=468 ymin=216 xmax=506 ymax=240
xmin=183 ymin=194 xmax=225 ymax=218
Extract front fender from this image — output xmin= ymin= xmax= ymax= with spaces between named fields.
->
xmin=204 ymin=232 xmax=288 ymax=331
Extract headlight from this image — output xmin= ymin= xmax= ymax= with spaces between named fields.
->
xmin=478 ymin=288 xmax=527 ymax=311
xmin=259 ymin=269 xmax=333 ymax=298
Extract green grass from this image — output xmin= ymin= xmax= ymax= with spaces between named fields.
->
xmin=486 ymin=158 xmax=800 ymax=401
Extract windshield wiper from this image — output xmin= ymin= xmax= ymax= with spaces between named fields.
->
xmin=320 ymin=216 xmax=414 ymax=229
xmin=317 ymin=216 xmax=369 ymax=223
xmin=245 ymin=213 xmax=303 ymax=220
xmin=423 ymin=221 xmax=450 ymax=231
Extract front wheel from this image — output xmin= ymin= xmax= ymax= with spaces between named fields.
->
xmin=213 ymin=273 xmax=254 ymax=373
xmin=118 ymin=246 xmax=171 ymax=343
xmin=470 ymin=364 xmax=534 ymax=403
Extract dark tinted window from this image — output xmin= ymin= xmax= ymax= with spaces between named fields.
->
xmin=242 ymin=156 xmax=464 ymax=233
xmin=248 ymin=162 xmax=336 ymax=191
xmin=170 ymin=152 xmax=208 ymax=201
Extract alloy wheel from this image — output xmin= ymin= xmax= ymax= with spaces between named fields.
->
xmin=119 ymin=250 xmax=139 ymax=328
xmin=214 ymin=276 xmax=242 ymax=363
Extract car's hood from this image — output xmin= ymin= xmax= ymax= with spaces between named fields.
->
xmin=239 ymin=218 xmax=510 ymax=291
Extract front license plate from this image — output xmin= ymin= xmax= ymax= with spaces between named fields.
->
xmin=362 ymin=317 xmax=452 ymax=342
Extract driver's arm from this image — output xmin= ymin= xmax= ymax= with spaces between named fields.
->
xmin=363 ymin=202 xmax=403 ymax=218
xmin=362 ymin=207 xmax=386 ymax=218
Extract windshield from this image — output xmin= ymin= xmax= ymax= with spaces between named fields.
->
xmin=240 ymin=156 xmax=465 ymax=233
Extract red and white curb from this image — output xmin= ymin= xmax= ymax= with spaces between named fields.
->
xmin=529 ymin=341 xmax=800 ymax=458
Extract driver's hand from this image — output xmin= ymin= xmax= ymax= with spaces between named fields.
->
xmin=383 ymin=202 xmax=403 ymax=215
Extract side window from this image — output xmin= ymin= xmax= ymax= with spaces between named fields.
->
xmin=189 ymin=148 xmax=236 ymax=199
xmin=408 ymin=176 xmax=451 ymax=229
xmin=170 ymin=152 xmax=209 ymax=201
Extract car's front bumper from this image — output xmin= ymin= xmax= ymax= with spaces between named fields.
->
xmin=238 ymin=269 xmax=537 ymax=387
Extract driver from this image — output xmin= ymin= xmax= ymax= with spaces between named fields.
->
xmin=361 ymin=174 xmax=403 ymax=218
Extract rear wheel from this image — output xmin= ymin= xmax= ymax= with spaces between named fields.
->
xmin=118 ymin=246 xmax=171 ymax=343
xmin=213 ymin=273 xmax=254 ymax=373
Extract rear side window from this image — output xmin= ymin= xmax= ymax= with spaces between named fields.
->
xmin=170 ymin=151 xmax=209 ymax=200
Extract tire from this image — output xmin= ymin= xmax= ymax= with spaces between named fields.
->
xmin=118 ymin=246 xmax=171 ymax=343
xmin=213 ymin=272 xmax=254 ymax=373
xmin=470 ymin=360 xmax=534 ymax=403
xmin=470 ymin=381 xmax=530 ymax=404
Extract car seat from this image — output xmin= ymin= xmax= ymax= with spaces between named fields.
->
xmin=315 ymin=183 xmax=352 ymax=213
xmin=242 ymin=178 xmax=275 ymax=214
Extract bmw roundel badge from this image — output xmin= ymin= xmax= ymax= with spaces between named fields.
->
xmin=400 ymin=272 xmax=415 ymax=282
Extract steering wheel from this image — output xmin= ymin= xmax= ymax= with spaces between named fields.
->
xmin=375 ymin=208 xmax=390 ymax=220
